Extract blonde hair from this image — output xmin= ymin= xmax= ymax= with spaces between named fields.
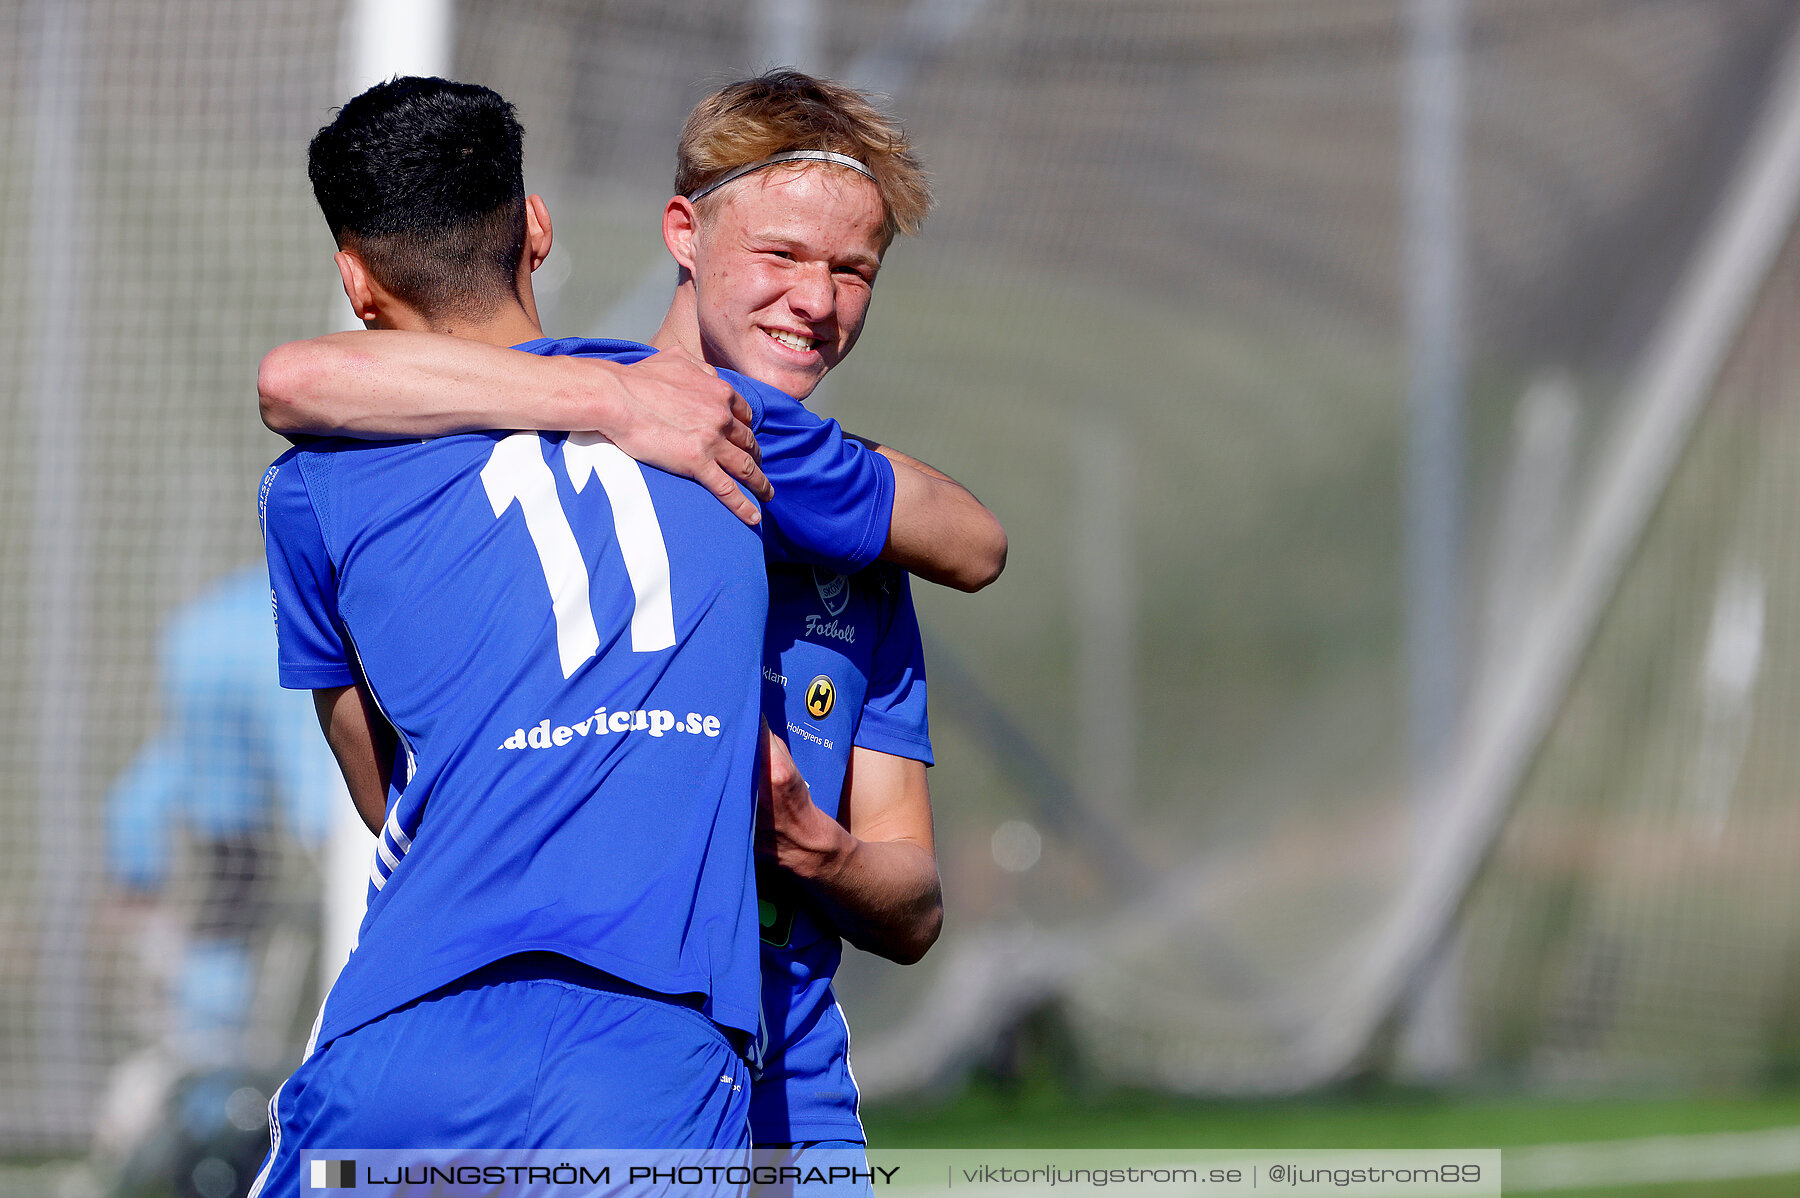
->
xmin=675 ymin=70 xmax=932 ymax=242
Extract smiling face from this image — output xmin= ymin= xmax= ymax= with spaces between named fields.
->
xmin=673 ymin=164 xmax=887 ymax=400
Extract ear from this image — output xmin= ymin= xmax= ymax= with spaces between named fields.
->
xmin=663 ymin=196 xmax=701 ymax=274
xmin=524 ymin=194 xmax=553 ymax=271
xmin=334 ymin=249 xmax=380 ymax=326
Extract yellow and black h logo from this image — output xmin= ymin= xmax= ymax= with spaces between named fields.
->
xmin=805 ymin=675 xmax=835 ymax=719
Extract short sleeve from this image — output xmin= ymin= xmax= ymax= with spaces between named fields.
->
xmin=735 ymin=371 xmax=895 ymax=572
xmin=261 ymin=451 xmax=354 ymax=689
xmin=853 ymin=570 xmax=934 ymax=764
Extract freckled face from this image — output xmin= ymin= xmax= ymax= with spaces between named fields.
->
xmin=688 ymin=165 xmax=886 ymax=400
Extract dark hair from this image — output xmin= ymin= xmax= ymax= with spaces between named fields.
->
xmin=308 ymin=76 xmax=527 ymax=320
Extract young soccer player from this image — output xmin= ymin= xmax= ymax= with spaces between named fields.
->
xmin=258 ymin=71 xmax=999 ymax=1189
xmin=252 ymin=76 xmax=963 ymax=1190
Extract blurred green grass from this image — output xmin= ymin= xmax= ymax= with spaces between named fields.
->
xmin=865 ymin=1082 xmax=1800 ymax=1194
xmin=865 ymin=1081 xmax=1800 ymax=1147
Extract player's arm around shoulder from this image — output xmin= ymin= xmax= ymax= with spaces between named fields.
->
xmin=759 ymin=729 xmax=942 ymax=966
xmin=746 ymin=379 xmax=1005 ymax=587
xmin=257 ymin=331 xmax=769 ymax=525
xmin=863 ymin=438 xmax=1006 ymax=594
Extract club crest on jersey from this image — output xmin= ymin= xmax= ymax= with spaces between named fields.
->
xmin=806 ymin=674 xmax=836 ymax=719
xmin=812 ymin=566 xmax=849 ymax=617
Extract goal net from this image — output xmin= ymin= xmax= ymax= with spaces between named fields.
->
xmin=5 ymin=0 xmax=1800 ymax=1157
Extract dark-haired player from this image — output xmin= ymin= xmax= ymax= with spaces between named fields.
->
xmin=259 ymin=70 xmax=1001 ymax=1192
xmin=250 ymin=76 xmax=992 ymax=1188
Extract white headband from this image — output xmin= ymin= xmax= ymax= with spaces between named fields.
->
xmin=686 ymin=150 xmax=876 ymax=202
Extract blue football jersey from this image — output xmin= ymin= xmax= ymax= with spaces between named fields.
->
xmin=753 ymin=562 xmax=932 ymax=1144
xmin=260 ymin=337 xmax=896 ymax=1052
xmin=520 ymin=340 xmax=895 ymax=576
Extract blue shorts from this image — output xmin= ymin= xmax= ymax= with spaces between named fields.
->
xmin=250 ymin=955 xmax=750 ymax=1195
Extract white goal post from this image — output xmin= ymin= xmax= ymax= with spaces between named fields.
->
xmin=318 ymin=0 xmax=457 ymax=1008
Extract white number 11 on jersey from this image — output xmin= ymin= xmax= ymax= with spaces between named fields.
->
xmin=481 ymin=432 xmax=676 ymax=677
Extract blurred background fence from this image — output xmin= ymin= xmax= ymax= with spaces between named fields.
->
xmin=6 ymin=0 xmax=1800 ymax=1162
